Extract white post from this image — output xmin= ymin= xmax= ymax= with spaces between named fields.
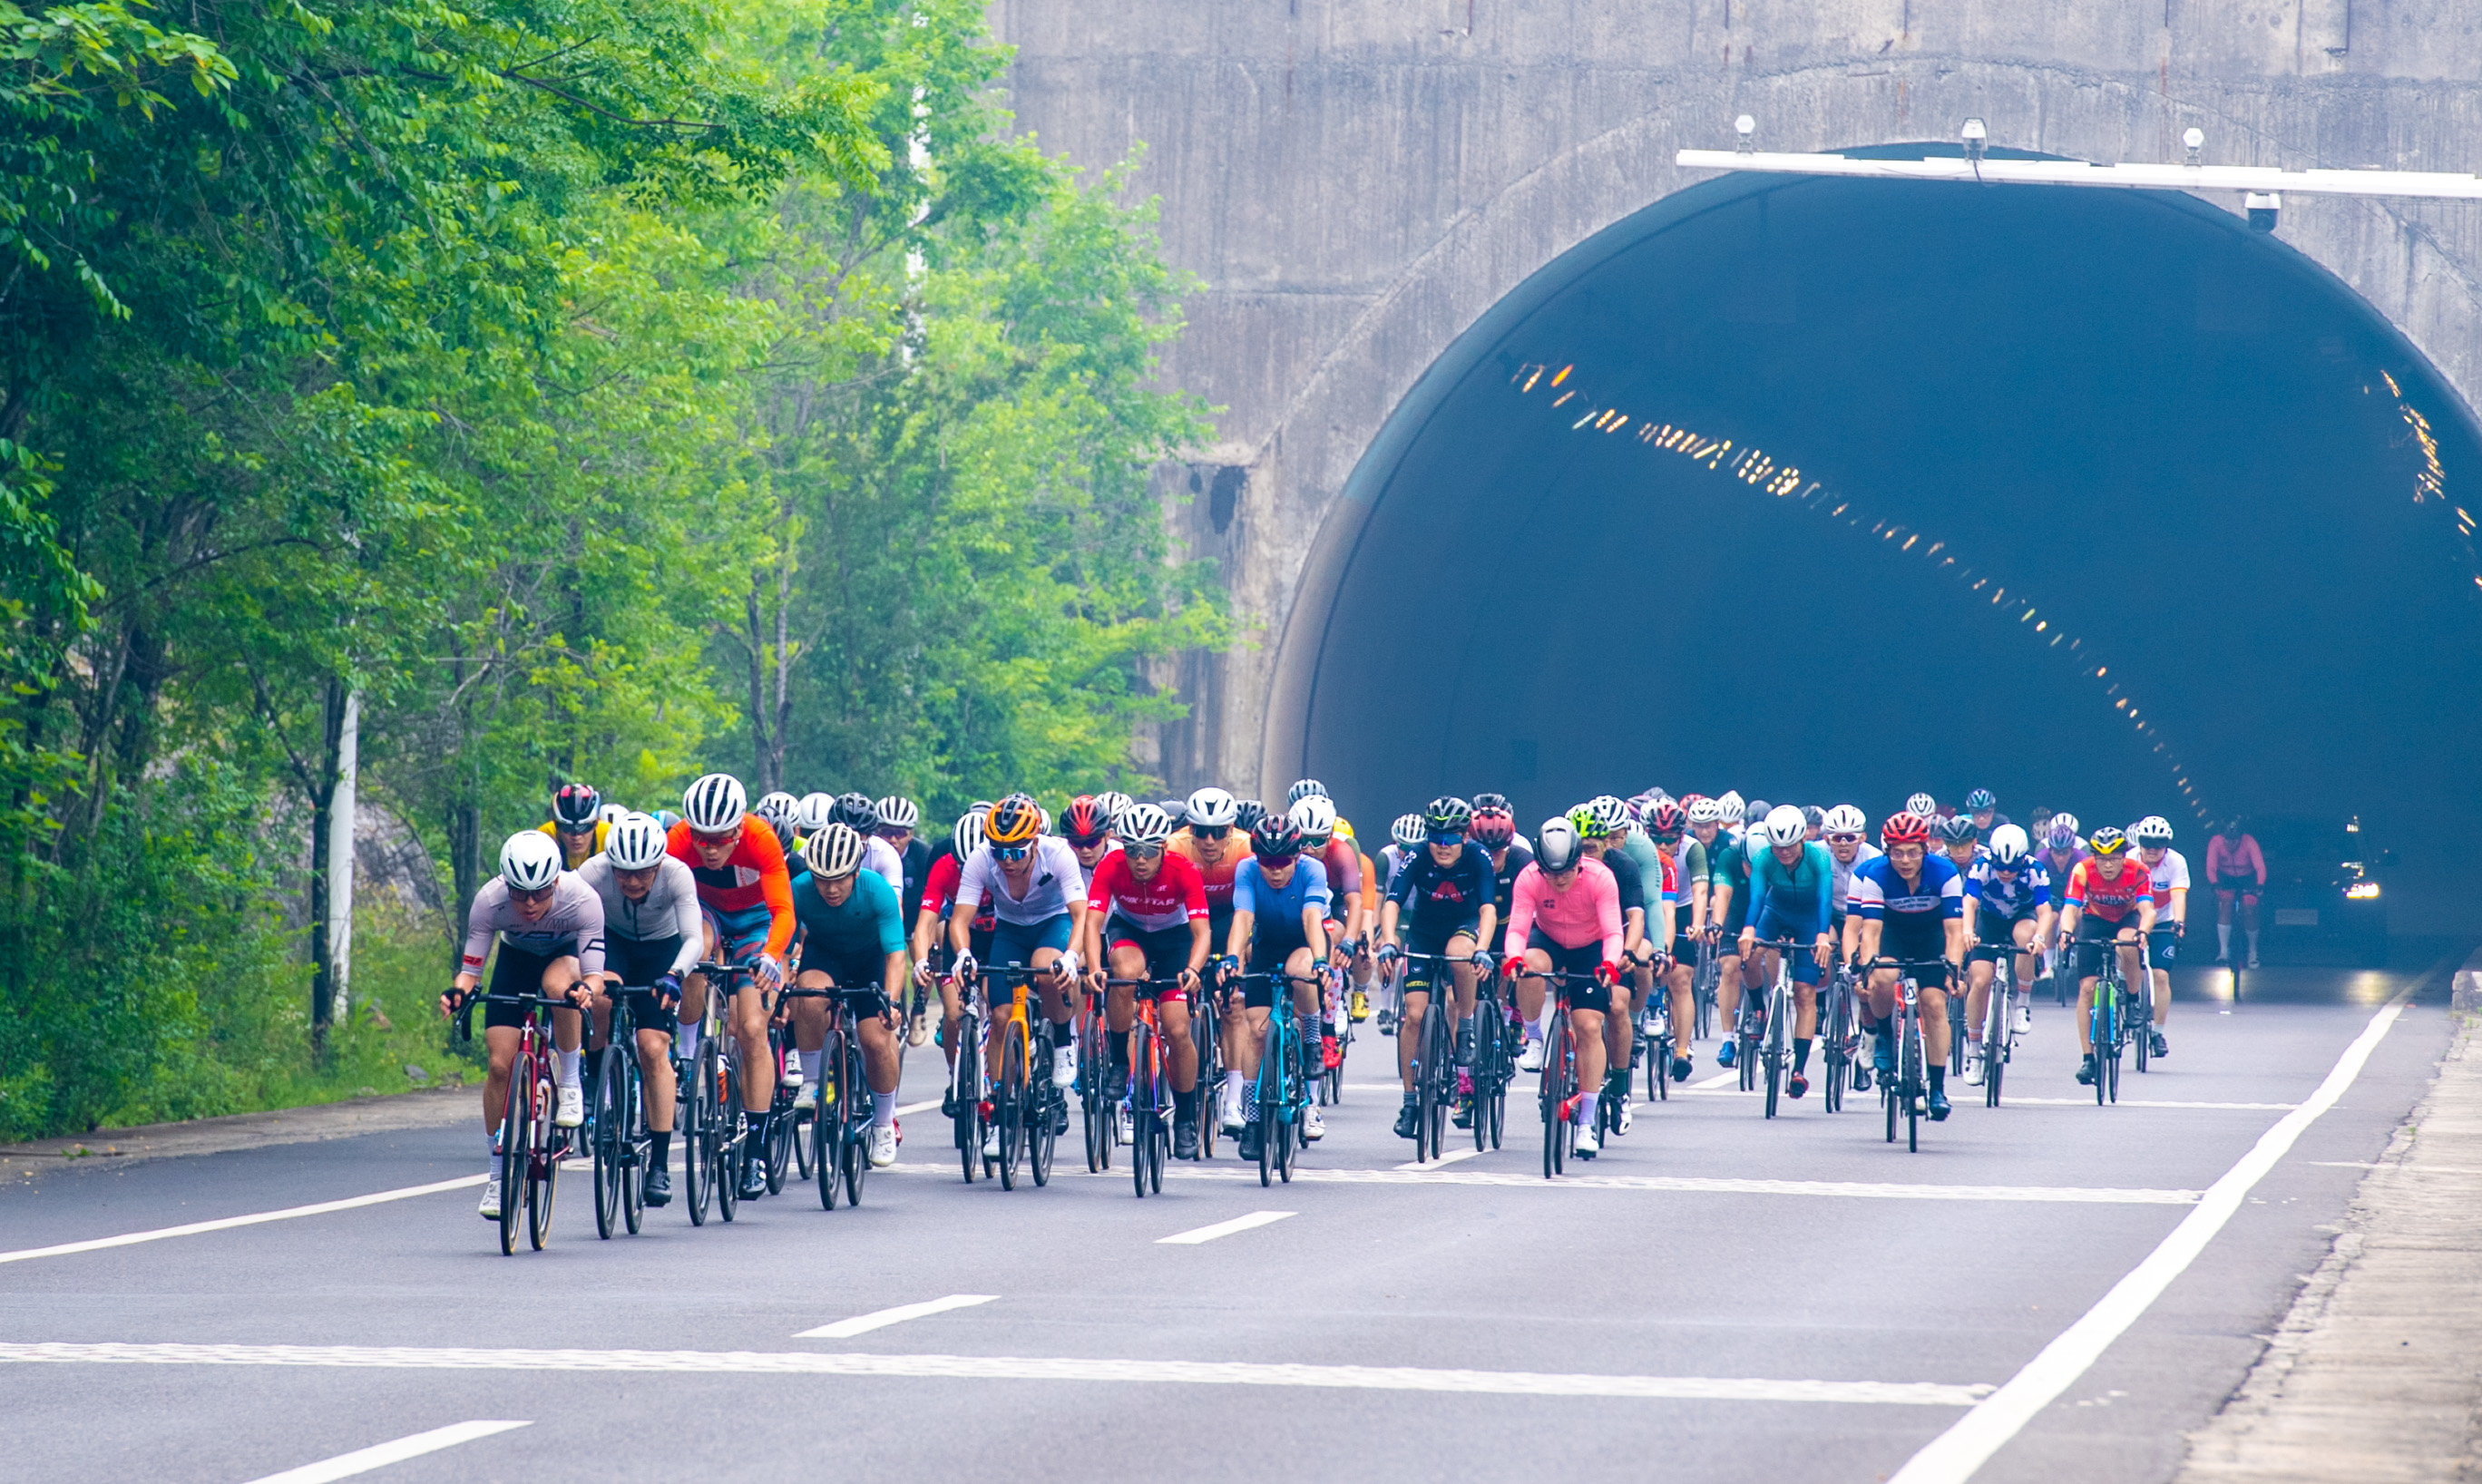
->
xmin=327 ymin=688 xmax=357 ymax=1020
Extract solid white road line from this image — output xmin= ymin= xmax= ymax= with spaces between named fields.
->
xmin=0 ymin=1176 xmax=486 ymax=1266
xmin=894 ymin=1099 xmax=943 ymax=1117
xmin=242 ymin=1420 xmax=530 ymax=1484
xmin=1690 ymin=1071 xmax=1741 ymax=1089
xmin=2004 ymin=1098 xmax=2299 ymax=1110
xmin=1393 ymin=1147 xmax=1480 ymax=1171
xmin=1889 ymin=987 xmax=2414 ymax=1484
xmin=1157 ymin=1210 xmax=1296 ymax=1245
xmin=0 ymin=1342 xmax=1992 ymax=1406
xmin=1150 ymin=1166 xmax=2201 ymax=1205
xmin=796 ymin=1294 xmax=997 ymax=1339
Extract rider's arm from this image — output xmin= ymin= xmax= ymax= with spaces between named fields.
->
xmin=1379 ymin=898 xmax=1402 ymax=945
xmin=1502 ymin=863 xmax=1539 ymax=958
xmin=1593 ymin=862 xmax=1624 ymax=967
xmin=1300 ymin=902 xmax=1329 ymax=961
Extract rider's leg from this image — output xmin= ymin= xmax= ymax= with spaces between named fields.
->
xmin=1397 ymin=988 xmax=1429 ymax=1091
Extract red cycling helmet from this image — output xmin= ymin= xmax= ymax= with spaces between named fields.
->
xmin=1060 ymin=795 xmax=1110 ymax=847
xmin=1881 ymin=811 xmax=1932 ymax=847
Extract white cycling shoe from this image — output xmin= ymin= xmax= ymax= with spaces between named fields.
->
xmin=790 ymin=1082 xmax=817 ymax=1113
xmin=1517 ymin=1040 xmax=1546 ymax=1073
xmin=1217 ymin=1084 xmax=1246 ymax=1134
xmin=869 ymin=1125 xmax=899 ymax=1167
xmin=554 ymin=1084 xmax=583 ymax=1128
xmin=478 ymin=1171 xmax=503 ymax=1219
xmin=1051 ymin=1045 xmax=1079 ymax=1090
xmin=2013 ymin=1004 xmax=2033 ymax=1034
xmin=1572 ymin=1123 xmax=1600 ymax=1157
xmin=981 ymin=1126 xmax=1001 ymax=1160
xmin=1613 ymin=1099 xmax=1632 ymax=1135
xmin=1302 ymin=1105 xmax=1325 ymax=1141
xmin=1962 ymin=1057 xmax=1985 ymax=1087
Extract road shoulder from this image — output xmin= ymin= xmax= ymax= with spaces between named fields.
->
xmin=3 ymin=1086 xmax=472 ymax=1181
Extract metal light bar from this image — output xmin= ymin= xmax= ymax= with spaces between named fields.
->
xmin=1675 ymin=149 xmax=2482 ymax=201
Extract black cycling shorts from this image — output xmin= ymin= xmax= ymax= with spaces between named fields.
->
xmin=484 ymin=945 xmax=574 ymax=1030
xmin=1401 ymin=922 xmax=1480 ymax=996
xmin=2073 ymin=913 xmax=2145 ymax=979
xmin=1969 ymin=914 xmax=2040 ymax=964
xmin=1524 ymin=930 xmax=1608 ymax=1014
xmin=810 ymin=953 xmax=892 ymax=1018
xmin=1108 ymin=916 xmax=1196 ymax=986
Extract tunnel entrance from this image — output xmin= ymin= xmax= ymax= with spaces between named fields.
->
xmin=1294 ymin=157 xmax=2482 ymax=873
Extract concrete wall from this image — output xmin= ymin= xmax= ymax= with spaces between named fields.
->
xmin=991 ymin=0 xmax=2482 ymax=796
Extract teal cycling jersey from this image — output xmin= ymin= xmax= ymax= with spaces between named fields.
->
xmin=1744 ymin=841 xmax=1833 ymax=939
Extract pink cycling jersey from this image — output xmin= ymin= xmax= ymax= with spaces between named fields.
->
xmin=2204 ymin=834 xmax=2265 ymax=885
xmin=1503 ymin=857 xmax=1622 ymax=962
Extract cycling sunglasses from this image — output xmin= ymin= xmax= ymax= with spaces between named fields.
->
xmin=689 ymin=827 xmax=739 ymax=849
xmin=1826 ymin=832 xmax=1863 ymax=845
xmin=510 ymin=884 xmax=557 ymax=906
xmin=1188 ymin=824 xmax=1231 ymax=841
xmin=992 ymin=843 xmax=1032 ymax=863
xmin=1123 ymin=843 xmax=1165 ymax=860
xmin=1427 ymin=831 xmax=1464 ymax=847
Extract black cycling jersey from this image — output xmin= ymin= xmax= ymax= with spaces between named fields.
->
xmin=896 ymin=835 xmax=934 ymax=933
xmin=1598 ymin=845 xmax=1647 ymax=918
xmin=1488 ymin=842 xmax=1535 ymax=919
xmin=1388 ymin=846 xmax=1496 ymax=934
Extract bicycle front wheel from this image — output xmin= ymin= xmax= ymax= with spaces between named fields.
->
xmin=526 ymin=1069 xmax=559 ymax=1251
xmin=593 ymin=1045 xmax=627 ymax=1239
xmin=1129 ymin=1023 xmax=1156 ymax=1198
xmin=497 ymin=1072 xmax=530 ymax=1255
xmin=682 ymin=1046 xmax=711 ymax=1225
xmin=998 ymin=1034 xmax=1025 ymax=1190
xmin=1540 ymin=1022 xmax=1572 ymax=1180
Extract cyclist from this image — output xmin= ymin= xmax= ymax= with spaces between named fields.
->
xmin=950 ymin=794 xmax=1089 ymax=1150
xmin=540 ymin=782 xmax=609 ymax=869
xmin=2133 ymin=815 xmax=2185 ymax=1059
xmin=1647 ymin=799 xmax=1703 ymax=1083
xmin=1611 ymin=797 xmax=1675 ymax=1076
xmin=1376 ymin=796 xmax=1498 ymax=1140
xmin=1169 ymin=786 xmax=1245 ymax=954
xmin=2205 ymin=816 xmax=2264 ymax=966
xmin=915 ymin=806 xmax=994 ymax=1082
xmin=1961 ymin=824 xmax=2052 ymax=1082
xmin=2061 ymin=825 xmax=2158 ymax=1087
xmin=752 ymin=791 xmax=803 ymax=856
xmin=1705 ymin=801 xmax=1755 ymax=1069
xmin=787 ymin=824 xmax=909 ymax=1168
xmin=1082 ymin=802 xmax=1210 ymax=1157
xmin=1822 ymin=804 xmax=1881 ymax=1087
xmin=445 ymin=831 xmax=603 ymax=1220
xmin=1222 ymin=812 xmax=1333 ymax=1154
xmin=1373 ymin=812 xmax=1426 ymax=1033
xmin=875 ymin=795 xmax=933 ymax=929
xmin=1905 ymin=791 xmax=1940 ymax=822
xmin=669 ymin=773 xmax=796 ymax=1203
xmin=1736 ymin=805 xmax=1834 ymax=1099
xmin=1290 ymin=792 xmax=1365 ymax=1066
xmin=1503 ymin=816 xmax=1621 ymax=1157
xmin=1574 ymin=796 xmax=1652 ymax=1131
xmin=1849 ymin=812 xmax=1966 ymax=1121
xmin=1964 ymin=788 xmax=2008 ymax=835
xmin=578 ymin=813 xmax=699 ymax=1207
xmin=1060 ymin=795 xmax=1119 ymax=888
xmin=2040 ymin=813 xmax=2086 ymax=884
xmin=1938 ymin=814 xmax=1983 ymax=875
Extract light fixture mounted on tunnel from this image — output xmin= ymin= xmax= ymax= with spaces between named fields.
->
xmin=2246 ymin=190 xmax=2281 ymax=233
xmin=2184 ymin=127 xmax=2205 ymax=166
xmin=1735 ymin=113 xmax=1756 ymax=153
xmin=1960 ymin=117 xmax=1988 ymax=162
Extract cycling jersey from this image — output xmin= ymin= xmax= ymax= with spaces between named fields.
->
xmin=461 ymin=874 xmax=607 ymax=978
xmin=1617 ymin=829 xmax=1667 ymax=903
xmin=2041 ymin=845 xmax=2088 ymax=884
xmin=791 ymin=868 xmax=906 ymax=971
xmin=893 ymin=835 xmax=934 ymax=932
xmin=953 ymin=837 xmax=1086 ymax=926
xmin=921 ymin=847 xmax=996 ymax=934
xmin=537 ymin=818 xmax=610 ymax=869
xmin=1708 ymin=833 xmax=1754 ymax=936
xmin=1848 ymin=853 xmax=1966 ymax=924
xmin=1389 ymin=846 xmax=1495 ymax=935
xmin=1379 ymin=843 xmax=1411 ymax=897
xmin=1234 ymin=855 xmax=1330 ymax=935
xmin=2204 ymin=834 xmax=2265 ymax=885
xmin=574 ymin=855 xmax=702 ymax=979
xmin=2146 ymin=848 xmax=2191 ymax=910
xmin=1829 ymin=840 xmax=1883 ymax=913
xmin=857 ymin=834 xmax=904 ymax=894
xmin=1486 ymin=842 xmax=1537 ymax=918
xmin=1745 ymin=841 xmax=1834 ymax=940
xmin=1503 ymin=857 xmax=1621 ymax=959
xmin=1314 ymin=838 xmax=1363 ymax=913
xmin=2064 ymin=857 xmax=2153 ymax=923
xmin=1085 ymin=848 xmax=1208 ymax=932
xmin=1965 ymin=858 xmax=2051 ymax=921
xmin=1598 ymin=845 xmax=1647 ymax=918
xmin=666 ymin=820 xmax=795 ymax=960
xmin=1168 ymin=830 xmax=1243 ymax=914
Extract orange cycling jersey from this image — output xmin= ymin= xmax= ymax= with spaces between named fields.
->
xmin=666 ymin=819 xmax=796 ymax=959
xmin=2065 ymin=857 xmax=2152 ymax=924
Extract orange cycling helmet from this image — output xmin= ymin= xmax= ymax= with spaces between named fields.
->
xmin=984 ymin=793 xmax=1042 ymax=847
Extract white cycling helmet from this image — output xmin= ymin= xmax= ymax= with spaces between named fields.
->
xmin=500 ymin=830 xmax=563 ymax=891
xmin=1287 ymin=794 xmax=1338 ymax=845
xmin=796 ymin=791 xmax=835 ymax=834
xmin=1094 ymin=790 xmax=1134 ymax=829
xmin=1116 ymin=802 xmax=1174 ymax=847
xmin=682 ymin=774 xmax=748 ymax=834
xmin=875 ymin=796 xmax=920 ymax=831
xmin=951 ymin=809 xmax=987 ymax=859
xmin=802 ymin=822 xmax=866 ymax=879
xmin=595 ymin=801 xmax=630 ymax=831
xmin=1534 ymin=816 xmax=1585 ymax=873
xmin=1822 ymin=804 xmax=1867 ymax=836
xmin=753 ymin=790 xmax=800 ymax=832
xmin=1716 ymin=790 xmax=1745 ymax=825
xmin=2132 ymin=815 xmax=2174 ymax=845
xmin=1987 ymin=824 xmax=2031 ymax=866
xmin=1763 ymin=804 xmax=1808 ymax=848
xmin=1185 ymin=786 xmax=1238 ymax=829
xmin=604 ymin=812 xmax=670 ymax=871
xmin=1905 ymin=791 xmax=1939 ymax=818
xmin=1392 ymin=812 xmax=1426 ymax=849
xmin=2049 ymin=811 xmax=2080 ymax=840
xmin=1286 ymin=778 xmax=1329 ymax=805
xmin=1686 ymin=797 xmax=1725 ymax=826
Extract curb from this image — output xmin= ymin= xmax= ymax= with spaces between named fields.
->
xmin=3 ymin=1085 xmax=474 ymax=1178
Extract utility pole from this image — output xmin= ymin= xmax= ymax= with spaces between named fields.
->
xmin=327 ymin=687 xmax=357 ymax=1024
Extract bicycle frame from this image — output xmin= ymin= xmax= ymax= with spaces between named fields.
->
xmin=458 ymin=990 xmax=576 ymax=1254
xmin=1870 ymin=958 xmax=1946 ymax=1153
xmin=1744 ymin=939 xmax=1808 ymax=1119
xmin=1107 ymin=975 xmax=1186 ymax=1197
xmin=1390 ymin=951 xmax=1473 ymax=1165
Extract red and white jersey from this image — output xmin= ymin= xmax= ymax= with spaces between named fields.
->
xmin=1086 ymin=849 xmax=1209 ymax=933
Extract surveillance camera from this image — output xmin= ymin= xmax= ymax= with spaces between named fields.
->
xmin=1961 ymin=117 xmax=1988 ymax=161
xmin=2246 ymin=190 xmax=2281 ymax=232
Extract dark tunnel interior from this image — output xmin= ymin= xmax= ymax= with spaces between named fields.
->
xmin=1298 ymin=157 xmax=2482 ymax=924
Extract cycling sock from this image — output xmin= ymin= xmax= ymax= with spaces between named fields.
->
xmin=556 ymin=1050 xmax=581 ymax=1088
xmin=798 ymin=1050 xmax=823 ymax=1085
xmin=2216 ymin=923 xmax=2232 ymax=957
xmin=1928 ymin=1066 xmax=1946 ymax=1094
xmin=1223 ymin=1069 xmax=1246 ymax=1100
xmin=1175 ymin=1087 xmax=1201 ymax=1124
xmin=2245 ymin=929 xmax=2261 ymax=959
xmin=1576 ymin=1090 xmax=1599 ymax=1128
xmin=676 ymin=1023 xmax=701 ymax=1060
xmin=871 ymin=1091 xmax=896 ymax=1127
xmin=649 ymin=1130 xmax=669 ymax=1166
xmin=1793 ymin=1038 xmax=1812 ymax=1073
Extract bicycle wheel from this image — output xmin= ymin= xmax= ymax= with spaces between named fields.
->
xmin=2092 ymin=992 xmax=2113 ymax=1107
xmin=2133 ymin=991 xmax=2152 ymax=1074
xmin=1901 ymin=1018 xmax=1922 ymax=1154
xmin=816 ymin=1081 xmax=842 ymax=1210
xmin=998 ymin=1032 xmax=1025 ymax=1191
xmin=715 ymin=1061 xmax=742 ymax=1224
xmin=1540 ymin=1021 xmax=1571 ymax=1179
xmin=497 ymin=1071 xmax=530 ymax=1255
xmin=682 ymin=1045 xmax=711 ymax=1225
xmin=619 ymin=1055 xmax=645 ymax=1235
xmin=764 ymin=1098 xmax=792 ymax=1196
xmin=1080 ymin=1023 xmax=1107 ymax=1173
xmin=1883 ymin=1061 xmax=1899 ymax=1144
xmin=593 ymin=1045 xmax=626 ymax=1239
xmin=526 ymin=1069 xmax=559 ymax=1251
xmin=1763 ymin=988 xmax=1787 ymax=1119
xmin=1424 ymin=1008 xmax=1451 ymax=1160
xmin=1030 ymin=1079 xmax=1057 ymax=1187
xmin=1129 ymin=1023 xmax=1156 ymax=1197
xmin=953 ymin=1019 xmax=982 ymax=1185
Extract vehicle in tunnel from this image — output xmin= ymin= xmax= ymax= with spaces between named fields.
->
xmin=2255 ymin=813 xmax=2390 ymax=966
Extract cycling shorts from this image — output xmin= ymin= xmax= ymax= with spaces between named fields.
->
xmin=1969 ymin=913 xmax=2041 ymax=963
xmin=1400 ymin=922 xmax=1480 ymax=997
xmin=2072 ymin=912 xmax=2145 ymax=979
xmin=2146 ymin=925 xmax=2180 ymax=966
xmin=1107 ymin=916 xmax=1196 ymax=988
xmin=601 ymin=935 xmax=685 ymax=1034
xmin=702 ymin=904 xmax=781 ymax=989
xmin=989 ymin=913 xmax=1073 ymax=969
xmin=1525 ymin=930 xmax=1609 ymax=1014
xmin=2213 ymin=877 xmax=2262 ymax=905
xmin=484 ymin=944 xmax=574 ymax=1030
xmin=1749 ymin=912 xmax=1825 ymax=984
xmin=1246 ymin=928 xmax=1313 ymax=985
xmin=807 ymin=953 xmax=892 ymax=1018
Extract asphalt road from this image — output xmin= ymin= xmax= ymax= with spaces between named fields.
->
xmin=2 ymin=945 xmax=2462 ymax=1484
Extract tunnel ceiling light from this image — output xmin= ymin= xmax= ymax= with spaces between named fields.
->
xmin=1675 ymin=148 xmax=2482 ymax=201
xmin=1735 ymin=113 xmax=1757 ymax=154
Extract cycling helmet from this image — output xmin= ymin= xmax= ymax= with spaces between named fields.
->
xmin=1938 ymin=815 xmax=1979 ymax=844
xmin=1470 ymin=812 xmax=1515 ymax=849
xmin=1762 ymin=805 xmax=1807 ymax=847
xmin=1060 ymin=796 xmax=1111 ymax=847
xmin=829 ymin=791 xmax=879 ymax=833
xmin=801 ymin=822 xmax=866 ymax=879
xmin=2088 ymin=825 xmax=2130 ymax=857
xmin=952 ymin=810 xmax=988 ymax=859
xmin=1822 ymin=804 xmax=1867 ymax=836
xmin=1117 ymin=802 xmax=1174 ymax=848
xmin=796 ymin=791 xmax=836 ymax=834
xmin=1576 ymin=795 xmax=1630 ymax=838
xmin=1472 ymin=791 xmax=1512 ymax=816
xmin=1094 ymin=790 xmax=1134 ymax=828
xmin=875 ymin=796 xmax=920 ymax=831
xmin=1987 ymin=825 xmax=2030 ymax=866
xmin=753 ymin=790 xmax=800 ymax=833
xmin=1744 ymin=800 xmax=1773 ymax=834
xmin=682 ymin=774 xmax=748 ymax=833
xmin=1184 ymin=786 xmax=1238 ymax=829
xmin=1685 ymin=797 xmax=1725 ymax=826
xmin=1717 ymin=791 xmax=1746 ymax=825
xmin=604 ymin=812 xmax=669 ymax=871
xmin=1534 ymin=816 xmax=1585 ymax=874
xmin=2132 ymin=815 xmax=2174 ymax=845
xmin=1802 ymin=805 xmax=1826 ymax=832
xmin=1881 ymin=812 xmax=1931 ymax=847
xmin=1288 ymin=795 xmax=1338 ymax=845
xmin=1249 ymin=813 xmax=1305 ymax=861
xmin=984 ymin=794 xmax=1042 ymax=847
xmin=596 ymin=801 xmax=629 ymax=831
xmin=651 ymin=808 xmax=681 ymax=832
xmin=500 ymin=830 xmax=563 ymax=891
xmin=1285 ymin=778 xmax=1328 ymax=805
xmin=1965 ymin=787 xmax=1997 ymax=812
xmin=1333 ymin=818 xmax=1356 ymax=844
xmin=1425 ymin=796 xmax=1472 ymax=834
xmin=1647 ymin=800 xmax=1686 ymax=838
xmin=1905 ymin=791 xmax=1939 ymax=817
xmin=2045 ymin=820 xmax=2082 ymax=853
xmin=1392 ymin=813 xmax=1426 ymax=849
xmin=551 ymin=783 xmax=603 ymax=829
xmin=1233 ymin=798 xmax=1267 ymax=835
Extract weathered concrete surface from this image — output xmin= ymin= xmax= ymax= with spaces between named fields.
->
xmin=992 ymin=0 xmax=2482 ymax=795
xmin=2180 ymin=970 xmax=2482 ymax=1481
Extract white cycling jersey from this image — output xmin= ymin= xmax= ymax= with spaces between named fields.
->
xmin=953 ymin=837 xmax=1086 ymax=925
xmin=575 ymin=854 xmax=702 ymax=978
xmin=461 ymin=873 xmax=606 ymax=978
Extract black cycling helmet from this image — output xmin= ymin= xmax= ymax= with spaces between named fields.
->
xmin=1938 ymin=815 xmax=1979 ymax=845
xmin=551 ymin=782 xmax=602 ymax=829
xmin=1233 ymin=798 xmax=1267 ymax=835
xmin=1471 ymin=791 xmax=1511 ymax=815
xmin=1965 ymin=787 xmax=1997 ymax=812
xmin=1249 ymin=813 xmax=1305 ymax=861
xmin=829 ymin=791 xmax=880 ymax=833
xmin=1424 ymin=796 xmax=1472 ymax=835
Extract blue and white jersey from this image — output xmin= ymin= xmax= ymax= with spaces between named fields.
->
xmin=1967 ymin=857 xmax=2050 ymax=920
xmin=1848 ymin=852 xmax=1965 ymax=923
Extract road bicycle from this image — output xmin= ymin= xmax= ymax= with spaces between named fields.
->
xmin=1691 ymin=932 xmax=1720 ymax=1040
xmin=1317 ymin=956 xmax=1353 ymax=1109
xmin=943 ymin=969 xmax=987 ymax=1184
xmin=589 ymin=984 xmax=661 ymax=1239
xmin=1744 ymin=939 xmax=1809 ymax=1119
xmin=1871 ymin=957 xmax=1946 ymax=1153
xmin=690 ymin=960 xmax=764 ymax=1224
xmin=780 ymin=981 xmax=875 ymax=1210
xmin=1819 ymin=961 xmax=1859 ymax=1115
xmin=1638 ymin=960 xmax=1674 ymax=1105
xmin=456 ymin=988 xmax=581 ymax=1255
xmin=1229 ymin=969 xmax=1318 ymax=1186
xmin=1463 ymin=959 xmax=1519 ymax=1151
xmin=1390 ymin=950 xmax=1473 ymax=1165
xmin=1110 ymin=974 xmax=1188 ymax=1197
xmin=1975 ymin=935 xmax=2024 ymax=1108
xmin=1075 ymin=979 xmax=1118 ymax=1174
xmin=978 ymin=962 xmax=1063 ymax=1191
xmin=2083 ymin=930 xmax=2149 ymax=1106
xmin=1529 ymin=965 xmax=1606 ymax=1177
